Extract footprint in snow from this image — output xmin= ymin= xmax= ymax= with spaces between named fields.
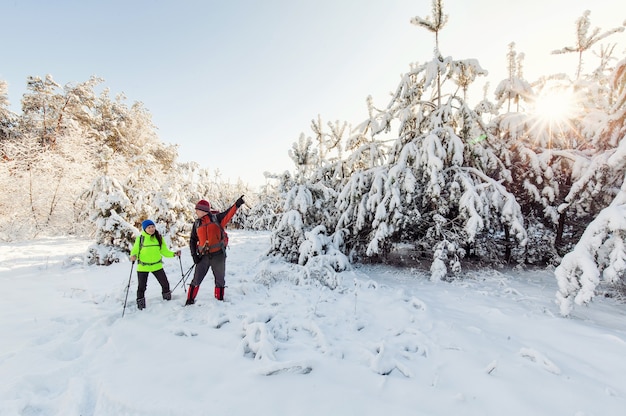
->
xmin=260 ymin=361 xmax=313 ymax=376
xmin=209 ymin=314 xmax=230 ymax=328
xmin=173 ymin=329 xmax=198 ymax=337
xmin=519 ymin=347 xmax=561 ymax=375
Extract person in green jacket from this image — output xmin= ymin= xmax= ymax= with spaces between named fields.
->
xmin=130 ymin=219 xmax=181 ymax=310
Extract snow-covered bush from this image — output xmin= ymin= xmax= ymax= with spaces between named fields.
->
xmin=299 ymin=225 xmax=350 ymax=273
xmin=430 ymin=239 xmax=461 ymax=282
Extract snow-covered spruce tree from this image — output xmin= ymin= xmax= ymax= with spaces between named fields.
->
xmin=494 ymin=43 xmax=534 ymax=114
xmin=82 ymin=173 xmax=137 ymax=265
xmin=334 ymin=95 xmax=391 ymax=261
xmin=85 ymin=85 xmax=189 ymax=241
xmin=551 ymin=10 xmax=625 ymax=81
xmin=487 ymin=44 xmax=571 ymax=264
xmin=555 ymin=15 xmax=626 ymax=209
xmin=336 ymin=0 xmax=526 ymax=279
xmin=555 ymin=58 xmax=626 ymax=316
xmin=266 ymin=132 xmax=348 ymax=288
xmin=269 ymin=134 xmax=322 ymax=264
xmin=119 ymin=153 xmax=187 ymax=248
xmin=335 ymin=98 xmax=396 ymax=261
xmin=548 ymin=12 xmax=626 ymax=244
xmin=490 ymin=12 xmax=626 ymax=264
xmin=145 ymin=178 xmax=189 ymax=249
xmin=297 ymin=117 xmax=352 ymax=284
xmin=266 ymin=169 xmax=301 ymax=263
xmin=555 ymin=146 xmax=626 ymax=316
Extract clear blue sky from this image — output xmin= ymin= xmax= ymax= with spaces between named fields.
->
xmin=2 ymin=0 xmax=624 ymax=188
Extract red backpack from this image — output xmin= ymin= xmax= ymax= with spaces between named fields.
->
xmin=196 ymin=213 xmax=228 ymax=255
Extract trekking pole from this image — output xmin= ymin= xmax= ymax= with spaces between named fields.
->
xmin=172 ymin=262 xmax=194 ymax=293
xmin=122 ymin=261 xmax=135 ymax=318
xmin=174 ymin=256 xmax=186 ymax=292
xmin=181 ymin=264 xmax=193 ymax=292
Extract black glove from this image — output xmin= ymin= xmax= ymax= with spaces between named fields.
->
xmin=235 ymin=195 xmax=245 ymax=208
xmin=192 ymin=254 xmax=200 ymax=265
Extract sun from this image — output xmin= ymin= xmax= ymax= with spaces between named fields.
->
xmin=532 ymin=88 xmax=577 ymax=125
xmin=526 ymin=85 xmax=582 ymax=149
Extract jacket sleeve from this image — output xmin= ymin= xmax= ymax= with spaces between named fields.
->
xmin=129 ymin=236 xmax=140 ymax=256
xmin=160 ymin=240 xmax=176 ymax=258
xmin=218 ymin=203 xmax=238 ymax=228
xmin=189 ymin=220 xmax=199 ymax=258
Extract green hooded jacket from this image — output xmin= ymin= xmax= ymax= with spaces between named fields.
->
xmin=130 ymin=230 xmax=176 ymax=272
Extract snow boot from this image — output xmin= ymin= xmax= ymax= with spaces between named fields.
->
xmin=214 ymin=286 xmax=224 ymax=301
xmin=185 ymin=285 xmax=199 ymax=305
xmin=162 ymin=291 xmax=171 ymax=301
xmin=137 ymin=298 xmax=146 ymax=310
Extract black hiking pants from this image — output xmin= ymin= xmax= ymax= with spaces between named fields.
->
xmin=191 ymin=251 xmax=226 ymax=288
xmin=136 ymin=268 xmax=170 ymax=300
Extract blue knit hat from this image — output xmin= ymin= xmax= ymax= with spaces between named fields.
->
xmin=141 ymin=219 xmax=155 ymax=231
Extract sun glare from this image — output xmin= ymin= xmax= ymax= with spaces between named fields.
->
xmin=532 ymin=89 xmax=576 ymax=124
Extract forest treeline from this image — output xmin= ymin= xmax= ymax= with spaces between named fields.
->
xmin=1 ymin=1 xmax=625 ymax=315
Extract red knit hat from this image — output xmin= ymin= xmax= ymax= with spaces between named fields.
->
xmin=195 ymin=199 xmax=211 ymax=212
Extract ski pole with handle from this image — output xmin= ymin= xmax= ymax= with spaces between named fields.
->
xmin=122 ymin=261 xmax=135 ymax=318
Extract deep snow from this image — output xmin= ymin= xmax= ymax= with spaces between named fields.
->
xmin=1 ymin=230 xmax=626 ymax=416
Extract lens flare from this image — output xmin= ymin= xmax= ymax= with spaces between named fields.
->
xmin=532 ymin=89 xmax=576 ymax=125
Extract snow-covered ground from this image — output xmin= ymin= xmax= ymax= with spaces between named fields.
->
xmin=1 ymin=230 xmax=625 ymax=416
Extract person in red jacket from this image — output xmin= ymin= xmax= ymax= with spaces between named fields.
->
xmin=186 ymin=196 xmax=244 ymax=304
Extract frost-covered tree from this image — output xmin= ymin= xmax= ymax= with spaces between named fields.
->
xmin=268 ymin=136 xmax=321 ymax=262
xmin=267 ymin=130 xmax=348 ymax=285
xmin=20 ymin=75 xmax=61 ymax=148
xmin=165 ymin=160 xmax=253 ymax=233
xmin=246 ymin=177 xmax=284 ymax=231
xmin=555 ymin=142 xmax=626 ymax=316
xmin=552 ymin=10 xmax=625 ymax=79
xmin=0 ymin=80 xmax=16 ymax=143
xmin=1 ymin=77 xmax=124 ymax=238
xmin=0 ymin=74 xmax=262 ymax=243
xmin=555 ymin=58 xmax=626 ymax=315
xmin=0 ymin=124 xmax=96 ymax=238
xmin=410 ymin=0 xmax=448 ymax=107
xmin=83 ymin=174 xmax=136 ymax=265
xmin=494 ymin=43 xmax=533 ymax=113
xmin=89 ymin=87 xmax=178 ymax=174
xmin=485 ymin=11 xmax=626 ymax=264
xmin=489 ymin=44 xmax=563 ymax=262
xmin=336 ymin=0 xmax=526 ymax=278
xmin=154 ymin=184 xmax=193 ymax=248
xmin=0 ymin=133 xmax=43 ymax=238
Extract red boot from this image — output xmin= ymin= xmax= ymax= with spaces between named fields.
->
xmin=214 ymin=286 xmax=224 ymax=301
xmin=186 ymin=285 xmax=199 ymax=305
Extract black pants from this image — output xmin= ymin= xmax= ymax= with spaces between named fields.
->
xmin=136 ymin=268 xmax=170 ymax=300
xmin=191 ymin=251 xmax=226 ymax=288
